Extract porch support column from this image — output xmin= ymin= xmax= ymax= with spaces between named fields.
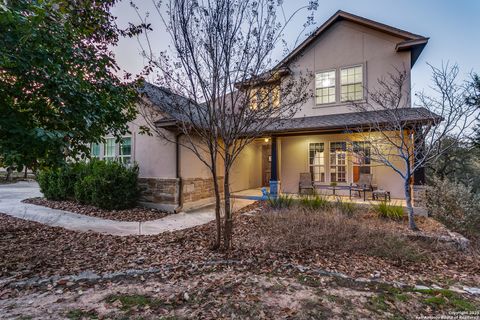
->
xmin=269 ymin=136 xmax=280 ymax=196
xmin=413 ymin=126 xmax=426 ymax=185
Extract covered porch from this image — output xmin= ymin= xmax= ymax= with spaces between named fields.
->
xmin=231 ymin=187 xmax=408 ymax=207
xmin=229 ymin=108 xmax=431 ymax=206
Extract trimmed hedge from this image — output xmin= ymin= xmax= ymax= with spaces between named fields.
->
xmin=37 ymin=160 xmax=139 ymax=210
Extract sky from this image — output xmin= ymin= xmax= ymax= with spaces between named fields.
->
xmin=111 ymin=0 xmax=480 ymax=97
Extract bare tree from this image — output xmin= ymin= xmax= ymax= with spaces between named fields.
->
xmin=134 ymin=0 xmax=317 ymax=249
xmin=349 ymin=64 xmax=478 ymax=230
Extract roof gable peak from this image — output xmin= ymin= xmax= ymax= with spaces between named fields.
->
xmin=276 ymin=10 xmax=428 ymax=68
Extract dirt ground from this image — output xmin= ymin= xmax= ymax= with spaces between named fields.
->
xmin=2 ymin=269 xmax=479 ymax=319
xmin=1 ymin=202 xmax=479 ymax=319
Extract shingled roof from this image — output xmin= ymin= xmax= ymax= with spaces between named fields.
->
xmin=140 ymin=83 xmax=441 ymax=134
xmin=258 ymin=107 xmax=441 ymax=135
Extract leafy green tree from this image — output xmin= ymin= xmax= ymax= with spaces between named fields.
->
xmin=0 ymin=0 xmax=140 ymax=172
xmin=427 ymin=136 xmax=480 ymax=194
xmin=467 ymin=74 xmax=480 ymax=148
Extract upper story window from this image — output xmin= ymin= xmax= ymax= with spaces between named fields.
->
xmin=249 ymin=85 xmax=280 ymax=109
xmin=340 ymin=65 xmax=363 ymax=102
xmin=315 ymin=70 xmax=336 ymax=104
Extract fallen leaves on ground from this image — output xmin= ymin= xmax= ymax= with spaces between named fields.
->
xmin=0 ymin=202 xmax=479 ymax=289
xmin=22 ymin=197 xmax=168 ymax=222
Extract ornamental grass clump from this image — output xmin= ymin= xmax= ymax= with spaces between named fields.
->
xmin=372 ymin=201 xmax=404 ymax=220
xmin=333 ymin=197 xmax=358 ymax=216
xmin=267 ymin=194 xmax=294 ymax=209
xmin=299 ymin=194 xmax=330 ymax=211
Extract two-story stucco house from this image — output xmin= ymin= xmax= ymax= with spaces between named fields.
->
xmin=92 ymin=10 xmax=432 ymax=212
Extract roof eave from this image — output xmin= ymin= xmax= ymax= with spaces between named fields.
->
xmin=396 ymin=38 xmax=429 ymax=67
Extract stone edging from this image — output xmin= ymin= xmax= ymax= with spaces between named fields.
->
xmin=2 ymin=260 xmax=479 ymax=297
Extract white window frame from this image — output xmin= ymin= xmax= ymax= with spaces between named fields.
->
xmin=329 ymin=142 xmax=347 ymax=183
xmin=119 ymin=136 xmax=132 ymax=165
xmin=308 ymin=142 xmax=325 ymax=183
xmin=315 ymin=69 xmax=336 ymax=105
xmin=91 ymin=142 xmax=101 ymax=158
xmin=340 ymin=64 xmax=364 ymax=102
xmin=104 ymin=137 xmax=116 ymax=161
xmin=250 ymin=85 xmax=281 ymax=109
xmin=352 ymin=141 xmax=372 ymax=182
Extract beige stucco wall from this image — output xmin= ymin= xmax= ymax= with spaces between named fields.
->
xmin=280 ymin=132 xmax=407 ymax=199
xmin=229 ymin=140 xmax=263 ymax=192
xmin=127 ymin=108 xmax=176 ymax=179
xmin=125 ymin=103 xmax=216 ymax=181
xmin=287 ymin=19 xmax=411 ymax=117
xmin=123 ymin=18 xmax=417 ymax=204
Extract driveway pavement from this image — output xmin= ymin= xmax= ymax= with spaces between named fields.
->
xmin=0 ymin=181 xmax=255 ymax=236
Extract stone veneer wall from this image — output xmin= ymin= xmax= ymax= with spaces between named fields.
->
xmin=182 ymin=177 xmax=224 ymax=203
xmin=413 ymin=185 xmax=427 ymax=208
xmin=138 ymin=177 xmax=224 ymax=209
xmin=138 ymin=178 xmax=180 ymax=206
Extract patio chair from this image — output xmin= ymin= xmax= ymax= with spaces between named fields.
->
xmin=299 ymin=172 xmax=314 ymax=195
xmin=349 ymin=173 xmax=374 ymax=201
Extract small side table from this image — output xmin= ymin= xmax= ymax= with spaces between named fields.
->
xmin=372 ymin=189 xmax=391 ymax=202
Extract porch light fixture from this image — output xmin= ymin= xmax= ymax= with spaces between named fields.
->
xmin=264 ymin=138 xmax=269 ymax=143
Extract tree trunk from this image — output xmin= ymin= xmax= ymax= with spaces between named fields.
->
xmin=404 ymin=178 xmax=418 ymax=231
xmin=5 ymin=167 xmax=13 ymax=182
xmin=210 ymin=160 xmax=222 ymax=250
xmin=223 ymin=157 xmax=233 ymax=250
xmin=24 ymin=166 xmax=28 ymax=179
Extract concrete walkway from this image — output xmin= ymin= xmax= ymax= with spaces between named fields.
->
xmin=0 ymin=181 xmax=254 ymax=236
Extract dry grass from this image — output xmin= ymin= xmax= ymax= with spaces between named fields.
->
xmin=251 ymin=208 xmax=432 ymax=263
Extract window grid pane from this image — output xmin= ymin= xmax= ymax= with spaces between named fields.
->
xmin=340 ymin=66 xmax=363 ymax=102
xmin=309 ymin=143 xmax=325 ymax=182
xmin=353 ymin=141 xmax=371 ymax=182
xmin=119 ymin=137 xmax=132 ymax=165
xmin=91 ymin=143 xmax=100 ymax=157
xmin=330 ymin=142 xmax=347 ymax=183
xmin=104 ymin=138 xmax=116 ymax=161
xmin=315 ymin=71 xmax=336 ymax=105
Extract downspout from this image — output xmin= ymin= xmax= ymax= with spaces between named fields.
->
xmin=174 ymin=133 xmax=183 ymax=213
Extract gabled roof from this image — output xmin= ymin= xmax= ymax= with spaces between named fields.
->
xmin=276 ymin=10 xmax=428 ymax=69
xmin=138 ymin=82 xmax=203 ymax=125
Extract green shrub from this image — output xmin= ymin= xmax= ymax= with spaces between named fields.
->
xmin=372 ymin=201 xmax=404 ymax=220
xmin=299 ymin=194 xmax=330 ymax=211
xmin=37 ymin=164 xmax=81 ymax=200
xmin=38 ymin=160 xmax=139 ymax=210
xmin=426 ymin=178 xmax=480 ymax=239
xmin=267 ymin=194 xmax=294 ymax=209
xmin=73 ymin=160 xmax=139 ymax=210
xmin=37 ymin=168 xmax=59 ymax=200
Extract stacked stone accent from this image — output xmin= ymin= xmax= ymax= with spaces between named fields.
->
xmin=138 ymin=178 xmax=179 ymax=205
xmin=138 ymin=177 xmax=224 ymax=208
xmin=182 ymin=177 xmax=224 ymax=203
xmin=413 ymin=185 xmax=427 ymax=208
